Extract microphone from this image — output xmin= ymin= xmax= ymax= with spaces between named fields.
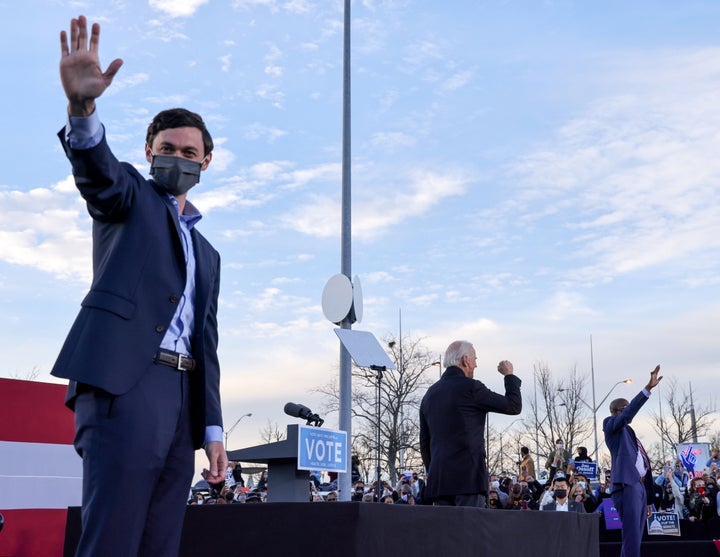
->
xmin=284 ymin=402 xmax=324 ymax=427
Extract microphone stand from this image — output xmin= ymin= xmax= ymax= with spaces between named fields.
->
xmin=370 ymin=364 xmax=386 ymax=502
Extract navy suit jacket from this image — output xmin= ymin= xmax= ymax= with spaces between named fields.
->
xmin=542 ymin=500 xmax=586 ymax=513
xmin=419 ymin=366 xmax=522 ymax=499
xmin=51 ymin=131 xmax=222 ymax=448
xmin=602 ymin=390 xmax=653 ymax=503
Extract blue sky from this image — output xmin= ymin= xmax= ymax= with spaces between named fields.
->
xmin=1 ymin=1 xmax=718 ymax=464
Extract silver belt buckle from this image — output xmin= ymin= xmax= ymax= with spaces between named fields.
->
xmin=176 ymin=354 xmax=186 ymax=370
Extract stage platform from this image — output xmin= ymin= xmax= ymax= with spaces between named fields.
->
xmin=65 ymin=503 xmax=599 ymax=556
xmin=599 ymin=517 xmax=720 ymax=557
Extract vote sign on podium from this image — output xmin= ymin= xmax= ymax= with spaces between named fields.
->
xmin=297 ymin=425 xmax=348 ymax=473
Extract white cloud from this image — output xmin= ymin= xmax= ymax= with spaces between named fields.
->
xmin=244 ymin=123 xmax=288 ymax=143
xmin=149 ymin=0 xmax=209 ymax=18
xmin=543 ymin=291 xmax=595 ymax=321
xmin=371 ymin=131 xmax=416 ymax=150
xmin=283 ymin=0 xmax=315 ymax=14
xmin=508 ymin=49 xmax=720 ymax=284
xmin=280 ymin=168 xmax=469 ymax=239
xmin=219 ymin=54 xmax=232 ymax=73
xmin=439 ymin=69 xmax=474 ymax=93
xmin=0 ymin=180 xmax=91 ymax=282
xmin=232 ymin=0 xmax=317 ymax=13
xmin=255 ymin=84 xmax=285 ymax=108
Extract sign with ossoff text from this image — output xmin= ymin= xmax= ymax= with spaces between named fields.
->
xmin=574 ymin=461 xmax=598 ymax=479
xmin=297 ymin=425 xmax=348 ymax=473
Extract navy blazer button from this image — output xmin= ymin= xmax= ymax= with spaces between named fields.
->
xmin=169 ymin=295 xmax=179 ymax=303
xmin=155 ymin=325 xmax=165 ymax=333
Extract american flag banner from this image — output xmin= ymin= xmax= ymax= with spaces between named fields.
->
xmin=0 ymin=378 xmax=81 ymax=557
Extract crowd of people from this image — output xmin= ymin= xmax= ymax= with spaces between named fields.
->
xmin=190 ymin=446 xmax=720 ymax=525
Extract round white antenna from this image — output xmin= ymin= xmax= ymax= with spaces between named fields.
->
xmin=321 ymin=274 xmax=353 ymax=324
xmin=351 ymin=274 xmax=363 ymax=324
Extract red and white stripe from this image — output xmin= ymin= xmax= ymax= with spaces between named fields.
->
xmin=0 ymin=378 xmax=81 ymax=557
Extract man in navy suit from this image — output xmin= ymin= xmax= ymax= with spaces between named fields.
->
xmin=51 ymin=16 xmax=227 ymax=557
xmin=541 ymin=475 xmax=586 ymax=513
xmin=603 ymin=365 xmax=662 ymax=557
xmin=419 ymin=340 xmax=521 ymax=507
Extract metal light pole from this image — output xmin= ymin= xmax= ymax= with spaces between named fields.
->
xmin=224 ymin=412 xmax=252 ymax=449
xmin=590 ymin=336 xmax=598 ymax=466
xmin=534 ymin=368 xmax=539 ymax=472
xmin=689 ymin=381 xmax=698 ymax=443
xmin=658 ymin=384 xmax=666 ymax=462
xmin=337 ymin=0 xmax=353 ymax=502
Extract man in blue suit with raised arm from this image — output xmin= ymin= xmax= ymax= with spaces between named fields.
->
xmin=603 ymin=365 xmax=662 ymax=557
xmin=51 ymin=15 xmax=228 ymax=557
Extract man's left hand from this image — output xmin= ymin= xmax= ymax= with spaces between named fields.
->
xmin=645 ymin=365 xmax=663 ymax=391
xmin=202 ymin=441 xmax=228 ymax=484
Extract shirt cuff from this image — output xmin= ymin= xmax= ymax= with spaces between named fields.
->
xmin=65 ymin=110 xmax=103 ymax=149
xmin=204 ymin=425 xmax=223 ymax=446
xmin=642 ymin=388 xmax=651 ymax=397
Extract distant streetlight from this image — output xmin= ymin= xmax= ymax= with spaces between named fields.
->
xmin=431 ymin=357 xmax=442 ymax=379
xmin=224 ymin=412 xmax=252 ymax=449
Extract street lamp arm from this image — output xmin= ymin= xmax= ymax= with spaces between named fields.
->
xmin=226 ymin=412 xmax=252 ymax=436
xmin=594 ymin=380 xmax=632 ymax=413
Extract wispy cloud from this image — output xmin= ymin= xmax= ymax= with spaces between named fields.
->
xmin=508 ymin=49 xmax=720 ymax=285
xmin=0 ymin=178 xmax=91 ymax=282
xmin=244 ymin=123 xmax=289 ymax=143
xmin=149 ymin=0 xmax=209 ymax=17
xmin=280 ymin=168 xmax=469 ymax=239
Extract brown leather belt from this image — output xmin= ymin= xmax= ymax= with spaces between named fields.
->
xmin=155 ymin=349 xmax=196 ymax=372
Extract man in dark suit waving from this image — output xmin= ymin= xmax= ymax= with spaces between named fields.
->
xmin=603 ymin=365 xmax=662 ymax=557
xmin=51 ymin=16 xmax=227 ymax=557
xmin=419 ymin=340 xmax=522 ymax=507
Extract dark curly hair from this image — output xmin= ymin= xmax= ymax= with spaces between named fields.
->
xmin=145 ymin=108 xmax=214 ymax=156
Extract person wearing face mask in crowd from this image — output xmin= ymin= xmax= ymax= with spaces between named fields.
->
xmin=51 ymin=16 xmax=227 ymax=557
xmin=546 ymin=439 xmax=571 ymax=483
xmin=488 ymin=475 xmax=508 ymax=507
xmin=487 ymin=490 xmax=502 ymax=509
xmin=570 ymin=474 xmax=597 ymax=512
xmin=542 ymin=476 xmax=586 ymax=513
xmin=685 ymin=477 xmax=714 ymax=522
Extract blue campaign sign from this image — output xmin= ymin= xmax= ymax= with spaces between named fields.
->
xmin=297 ymin=425 xmax=348 ymax=473
xmin=574 ymin=461 xmax=598 ymax=479
xmin=601 ymin=499 xmax=622 ymax=530
xmin=647 ymin=512 xmax=681 ymax=536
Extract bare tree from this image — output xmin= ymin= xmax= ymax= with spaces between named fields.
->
xmin=258 ymin=420 xmax=286 ymax=444
xmin=486 ymin=426 xmax=525 ymax=476
xmin=649 ymin=378 xmax=716 ymax=455
xmin=314 ymin=335 xmax=435 ymax=485
xmin=518 ymin=362 xmax=594 ymax=474
xmin=10 ymin=366 xmax=41 ymax=381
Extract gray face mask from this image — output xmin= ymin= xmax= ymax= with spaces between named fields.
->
xmin=150 ymin=154 xmax=203 ymax=196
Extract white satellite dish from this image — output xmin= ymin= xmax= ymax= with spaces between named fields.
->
xmin=321 ymin=274 xmax=353 ymax=324
xmin=351 ymin=274 xmax=363 ymax=324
